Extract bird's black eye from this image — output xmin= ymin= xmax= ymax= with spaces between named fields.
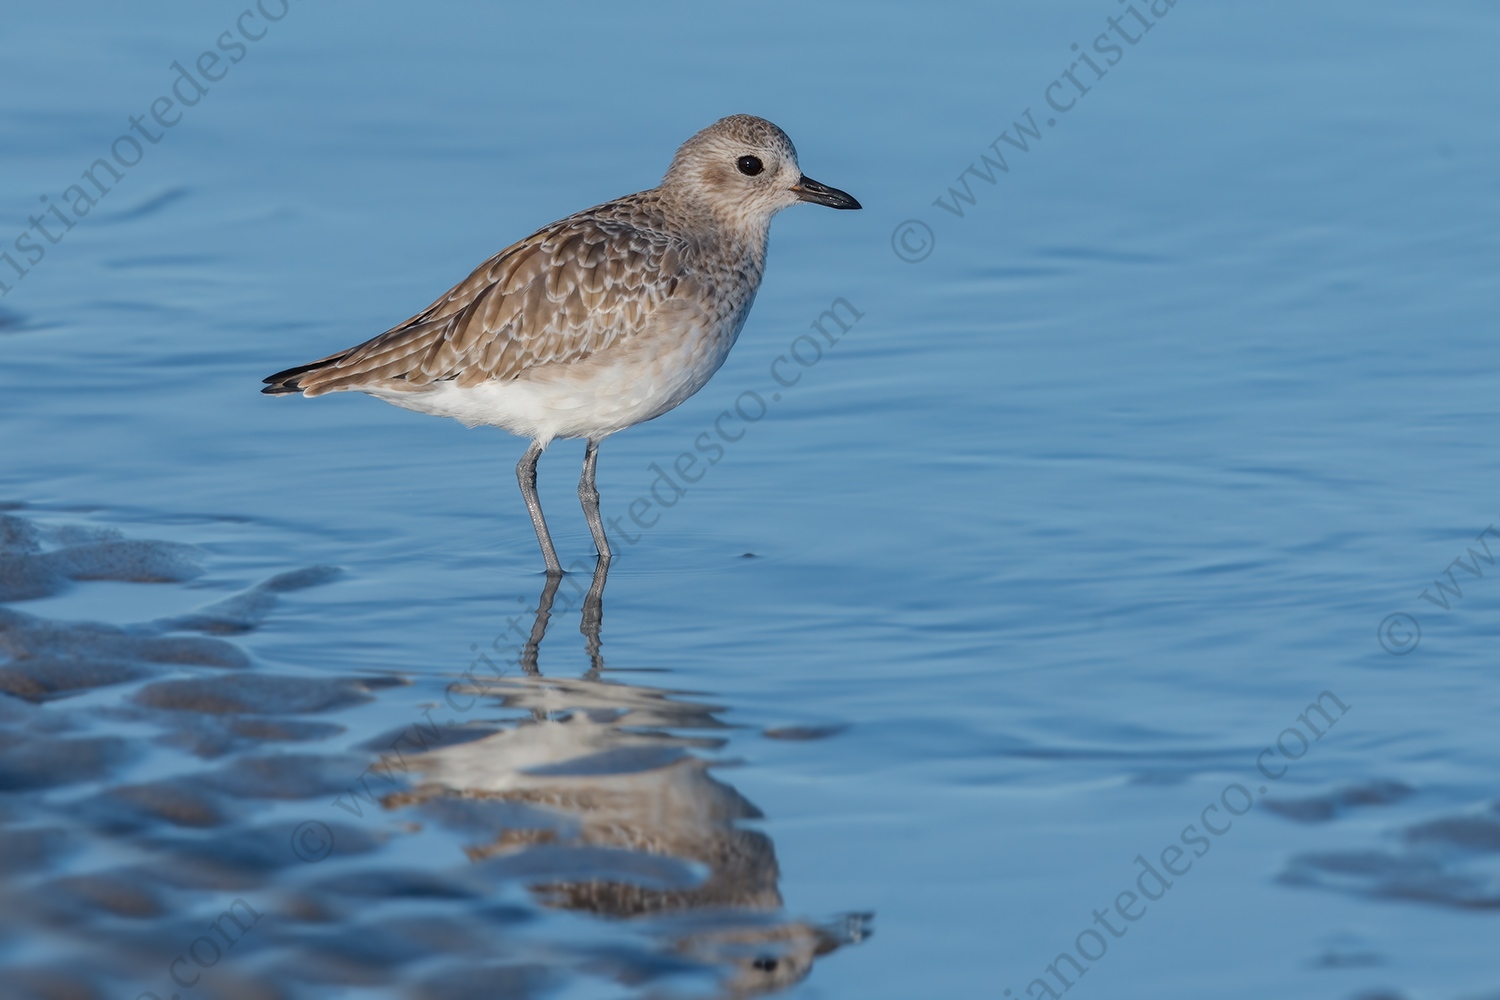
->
xmin=752 ymin=957 xmax=779 ymax=972
xmin=736 ymin=155 xmax=764 ymax=176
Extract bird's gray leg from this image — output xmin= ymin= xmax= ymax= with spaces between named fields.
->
xmin=516 ymin=441 xmax=562 ymax=575
xmin=578 ymin=439 xmax=611 ymax=560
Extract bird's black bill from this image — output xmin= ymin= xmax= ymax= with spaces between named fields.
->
xmin=793 ymin=175 xmax=861 ymax=210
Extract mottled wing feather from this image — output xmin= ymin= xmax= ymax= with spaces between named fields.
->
xmin=290 ymin=214 xmax=684 ymax=397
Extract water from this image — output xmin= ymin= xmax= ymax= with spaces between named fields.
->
xmin=3 ymin=1 xmax=1499 ymax=997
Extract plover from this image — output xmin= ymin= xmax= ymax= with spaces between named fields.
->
xmin=264 ymin=114 xmax=859 ymax=574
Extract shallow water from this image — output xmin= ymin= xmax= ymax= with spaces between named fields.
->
xmin=3 ymin=1 xmax=1499 ymax=997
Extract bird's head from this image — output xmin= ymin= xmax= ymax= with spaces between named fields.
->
xmin=662 ymin=114 xmax=860 ymax=233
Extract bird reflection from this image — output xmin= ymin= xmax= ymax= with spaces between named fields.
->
xmin=387 ymin=558 xmax=868 ymax=997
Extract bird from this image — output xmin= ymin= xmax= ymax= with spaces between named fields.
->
xmin=263 ymin=114 xmax=859 ymax=575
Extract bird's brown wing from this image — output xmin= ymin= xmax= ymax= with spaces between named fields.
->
xmin=263 ymin=212 xmax=687 ymax=396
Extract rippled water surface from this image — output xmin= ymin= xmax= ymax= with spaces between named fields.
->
xmin=3 ymin=2 xmax=1499 ymax=997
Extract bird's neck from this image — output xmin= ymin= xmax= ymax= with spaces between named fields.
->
xmin=652 ymin=185 xmax=771 ymax=268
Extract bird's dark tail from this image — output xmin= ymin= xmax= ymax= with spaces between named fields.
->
xmin=261 ymin=353 xmax=347 ymax=395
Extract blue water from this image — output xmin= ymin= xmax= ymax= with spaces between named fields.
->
xmin=3 ymin=1 xmax=1499 ymax=997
